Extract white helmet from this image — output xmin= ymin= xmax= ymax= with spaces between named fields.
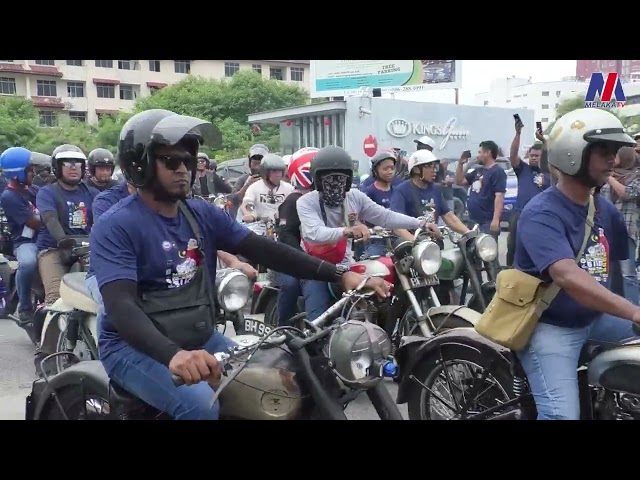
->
xmin=414 ymin=135 xmax=436 ymax=150
xmin=548 ymin=108 xmax=635 ymax=176
xmin=282 ymin=154 xmax=292 ymax=167
xmin=407 ymin=150 xmax=439 ymax=173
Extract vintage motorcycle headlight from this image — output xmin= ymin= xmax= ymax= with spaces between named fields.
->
xmin=215 ymin=269 xmax=251 ymax=312
xmin=475 ymin=234 xmax=498 ymax=262
xmin=326 ymin=320 xmax=392 ymax=388
xmin=412 ymin=240 xmax=442 ymax=276
xmin=213 ymin=196 xmax=226 ymax=209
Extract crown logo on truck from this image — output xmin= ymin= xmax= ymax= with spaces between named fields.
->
xmin=388 ymin=119 xmax=411 ymax=137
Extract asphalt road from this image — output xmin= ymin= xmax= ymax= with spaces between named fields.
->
xmin=0 ymin=233 xmax=508 ymax=421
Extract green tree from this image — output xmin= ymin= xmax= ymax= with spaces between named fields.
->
xmin=134 ymin=70 xmax=310 ymax=160
xmin=0 ymin=97 xmax=40 ymax=151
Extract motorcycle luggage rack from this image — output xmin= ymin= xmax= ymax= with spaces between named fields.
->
xmin=38 ymin=351 xmax=82 ymax=421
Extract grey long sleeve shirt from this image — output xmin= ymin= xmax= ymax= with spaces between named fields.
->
xmin=296 ymin=189 xmax=420 ymax=265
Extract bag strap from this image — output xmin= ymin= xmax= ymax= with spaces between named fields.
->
xmin=52 ymin=182 xmax=69 ymax=228
xmin=535 ymin=194 xmax=595 ymax=315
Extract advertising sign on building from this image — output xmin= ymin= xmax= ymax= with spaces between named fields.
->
xmin=310 ymin=60 xmax=462 ymax=98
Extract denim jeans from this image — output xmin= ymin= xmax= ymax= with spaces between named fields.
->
xmin=14 ymin=242 xmax=39 ymax=311
xmin=84 ymin=274 xmax=103 ymax=348
xmin=276 ymin=272 xmax=301 ymax=326
xmin=517 ymin=314 xmax=637 ymax=420
xmin=101 ymin=331 xmax=238 ymax=420
xmin=301 ymin=279 xmax=332 ymax=321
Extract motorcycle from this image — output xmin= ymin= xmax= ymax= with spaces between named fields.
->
xmin=25 ymin=277 xmax=405 ymax=420
xmin=393 ymin=325 xmax=640 ymax=420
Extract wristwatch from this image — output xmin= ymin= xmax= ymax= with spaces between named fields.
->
xmin=334 ymin=264 xmax=349 ymax=282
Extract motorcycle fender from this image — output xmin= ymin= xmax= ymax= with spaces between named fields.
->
xmin=395 ymin=327 xmax=512 ymax=404
xmin=427 ymin=305 xmax=482 ymax=327
xmin=31 ymin=360 xmax=109 ymax=420
xmin=252 ymin=285 xmax=278 ymax=314
xmin=39 ymin=298 xmax=73 ymax=348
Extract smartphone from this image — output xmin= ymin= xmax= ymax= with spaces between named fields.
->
xmin=462 ymin=150 xmax=472 ymax=158
xmin=536 ymin=121 xmax=543 ymax=134
xmin=513 ymin=113 xmax=522 ymax=124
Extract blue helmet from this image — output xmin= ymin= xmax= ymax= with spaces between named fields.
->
xmin=0 ymin=147 xmax=40 ymax=183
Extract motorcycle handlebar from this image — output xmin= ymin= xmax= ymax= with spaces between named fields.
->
xmin=171 ymin=351 xmax=232 ymax=387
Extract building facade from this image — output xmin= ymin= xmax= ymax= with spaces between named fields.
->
xmin=576 ymin=60 xmax=640 ymax=82
xmin=0 ymin=60 xmax=310 ymax=125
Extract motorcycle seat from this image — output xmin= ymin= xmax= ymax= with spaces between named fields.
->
xmin=59 ymin=272 xmax=98 ymax=314
xmin=108 ymin=381 xmax=151 ymax=414
xmin=579 ymin=337 xmax=640 ymax=366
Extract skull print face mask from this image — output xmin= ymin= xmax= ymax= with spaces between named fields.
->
xmin=320 ymin=173 xmax=349 ymax=207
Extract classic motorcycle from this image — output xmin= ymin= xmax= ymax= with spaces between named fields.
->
xmin=25 ymin=277 xmax=405 ymax=421
xmin=393 ymin=325 xmax=640 ymax=420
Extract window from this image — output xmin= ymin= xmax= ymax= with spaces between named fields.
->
xmin=541 ymin=117 xmax=549 ymax=122
xmin=95 ymin=60 xmax=113 ymax=68
xmin=96 ymin=83 xmax=115 ymax=98
xmin=483 ymin=100 xmax=489 ymax=106
xmin=224 ymin=62 xmax=240 ymax=77
xmin=118 ymin=60 xmax=131 ymax=70
xmin=252 ymin=64 xmax=262 ymax=74
xmin=0 ymin=77 xmax=16 ymax=95
xmin=555 ymin=103 xmax=559 ymax=108
xmin=69 ymin=111 xmax=87 ymax=123
xmin=149 ymin=60 xmax=161 ymax=72
xmin=541 ymin=91 xmax=549 ymax=96
xmin=290 ymin=67 xmax=304 ymax=82
xmin=66 ymin=60 xmax=82 ymax=66
xmin=120 ymin=84 xmax=134 ymax=100
xmin=37 ymin=80 xmax=57 ymax=97
xmin=0 ymin=60 xmax=13 ymax=63
xmin=34 ymin=60 xmax=55 ymax=66
xmin=67 ymin=81 xmax=84 ymax=97
xmin=174 ymin=60 xmax=191 ymax=74
xmin=270 ymin=67 xmax=283 ymax=80
xmin=39 ymin=110 xmax=57 ymax=127
xmin=541 ymin=104 xmax=549 ymax=109
xmin=556 ymin=90 xmax=562 ymax=97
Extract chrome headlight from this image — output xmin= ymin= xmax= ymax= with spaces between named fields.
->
xmin=213 ymin=196 xmax=226 ymax=209
xmin=326 ymin=320 xmax=392 ymax=388
xmin=412 ymin=240 xmax=442 ymax=276
xmin=475 ymin=234 xmax=498 ymax=262
xmin=215 ymin=269 xmax=251 ymax=312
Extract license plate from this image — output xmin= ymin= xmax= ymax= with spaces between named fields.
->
xmin=409 ymin=274 xmax=439 ymax=288
xmin=242 ymin=317 xmax=273 ymax=337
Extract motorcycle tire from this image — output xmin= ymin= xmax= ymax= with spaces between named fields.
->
xmin=263 ymin=295 xmax=279 ymax=328
xmin=41 ymin=385 xmax=110 ymax=420
xmin=406 ymin=345 xmax=514 ymax=420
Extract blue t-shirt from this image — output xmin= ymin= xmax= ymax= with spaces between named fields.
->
xmin=90 ymin=195 xmax=251 ymax=356
xmin=515 ymin=187 xmax=628 ymax=328
xmin=93 ymin=180 xmax=131 ymax=223
xmin=0 ymin=185 xmax=40 ymax=248
xmin=361 ymin=175 xmax=403 ymax=189
xmin=465 ymin=164 xmax=507 ymax=224
xmin=35 ymin=183 xmax=98 ymax=250
xmin=514 ymin=162 xmax=551 ymax=212
xmin=389 ymin=179 xmax=450 ymax=222
xmin=362 ymin=183 xmax=393 ymax=209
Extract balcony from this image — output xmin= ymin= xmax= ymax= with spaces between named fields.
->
xmin=31 ymin=96 xmax=65 ymax=109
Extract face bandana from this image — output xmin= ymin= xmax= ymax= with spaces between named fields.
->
xmin=320 ymin=173 xmax=349 ymax=207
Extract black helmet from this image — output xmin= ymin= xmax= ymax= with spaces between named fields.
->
xmin=51 ymin=144 xmax=86 ymax=178
xmin=87 ymin=148 xmax=115 ymax=175
xmin=117 ymin=109 xmax=221 ymax=188
xmin=310 ymin=146 xmax=353 ymax=191
xmin=370 ymin=151 xmax=396 ymax=178
xmin=259 ymin=154 xmax=286 ymax=178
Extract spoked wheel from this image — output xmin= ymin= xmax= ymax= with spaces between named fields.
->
xmin=407 ymin=346 xmax=515 ymax=420
xmin=43 ymin=386 xmax=111 ymax=420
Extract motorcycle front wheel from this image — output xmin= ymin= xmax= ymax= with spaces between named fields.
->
xmin=54 ymin=326 xmax=97 ymax=374
xmin=406 ymin=346 xmax=515 ymax=420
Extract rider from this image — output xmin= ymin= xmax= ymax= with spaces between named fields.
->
xmin=89 ymin=109 xmax=390 ymax=420
xmin=32 ymin=164 xmax=55 ymax=187
xmin=296 ymin=145 xmax=439 ymax=320
xmin=391 ymin=150 xmax=470 ymax=236
xmin=514 ymin=108 xmax=639 ymax=420
xmin=361 ymin=149 xmax=403 ymax=189
xmin=275 ymin=147 xmax=318 ymax=326
xmin=240 ymin=154 xmax=293 ymax=223
xmin=190 ymin=152 xmax=232 ymax=198
xmin=36 ymin=144 xmax=98 ymax=305
xmin=0 ymin=147 xmax=47 ymax=327
xmin=84 ymin=148 xmax=118 ymax=192
xmin=229 ymin=143 xmax=269 ymax=219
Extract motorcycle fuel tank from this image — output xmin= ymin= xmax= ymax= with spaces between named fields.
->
xmin=218 ymin=346 xmax=310 ymax=420
xmin=437 ymin=247 xmax=464 ymax=281
xmin=350 ymin=257 xmax=395 ymax=285
xmin=587 ymin=341 xmax=640 ymax=396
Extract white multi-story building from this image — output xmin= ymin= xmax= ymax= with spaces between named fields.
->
xmin=0 ymin=60 xmax=310 ymax=125
xmin=474 ymin=76 xmax=640 ymax=129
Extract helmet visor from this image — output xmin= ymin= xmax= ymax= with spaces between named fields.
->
xmin=151 ymin=115 xmax=222 ymax=150
xmin=584 ymin=128 xmax=635 ymax=147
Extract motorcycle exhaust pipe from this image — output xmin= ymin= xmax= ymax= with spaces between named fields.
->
xmin=487 ymin=409 xmax=522 ymax=421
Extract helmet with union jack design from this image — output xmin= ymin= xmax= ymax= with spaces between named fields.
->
xmin=288 ymin=147 xmax=319 ymax=188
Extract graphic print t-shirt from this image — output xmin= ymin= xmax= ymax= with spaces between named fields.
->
xmin=243 ymin=180 xmax=294 ymax=222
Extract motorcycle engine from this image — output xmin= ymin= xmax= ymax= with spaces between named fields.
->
xmin=617 ymin=393 xmax=640 ymax=419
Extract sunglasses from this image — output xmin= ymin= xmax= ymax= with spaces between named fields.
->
xmin=155 ymin=154 xmax=197 ymax=171
xmin=62 ymin=161 xmax=83 ymax=169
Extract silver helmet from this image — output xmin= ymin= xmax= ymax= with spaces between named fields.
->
xmin=547 ymin=108 xmax=635 ymax=176
xmin=258 ymin=153 xmax=286 ymax=177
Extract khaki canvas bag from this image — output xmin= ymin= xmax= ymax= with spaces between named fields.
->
xmin=475 ymin=195 xmax=595 ymax=351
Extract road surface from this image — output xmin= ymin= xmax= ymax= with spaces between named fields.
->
xmin=0 ymin=233 xmax=508 ymax=420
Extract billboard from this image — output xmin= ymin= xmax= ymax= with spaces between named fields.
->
xmin=310 ymin=60 xmax=462 ymax=98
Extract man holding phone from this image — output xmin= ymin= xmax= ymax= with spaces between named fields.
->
xmin=455 ymin=141 xmax=506 ymax=240
xmin=506 ymin=115 xmax=551 ymax=266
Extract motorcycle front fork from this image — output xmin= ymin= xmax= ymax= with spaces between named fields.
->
xmin=396 ymin=271 xmax=440 ymax=337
